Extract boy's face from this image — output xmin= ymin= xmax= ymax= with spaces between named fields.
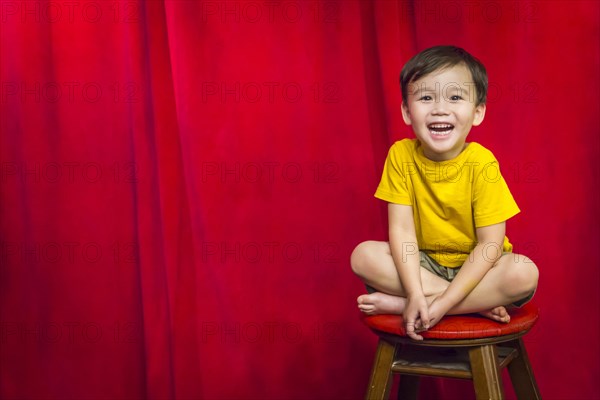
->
xmin=401 ymin=64 xmax=486 ymax=161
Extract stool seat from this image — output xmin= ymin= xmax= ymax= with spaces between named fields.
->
xmin=361 ymin=302 xmax=541 ymax=399
xmin=361 ymin=302 xmax=539 ymax=340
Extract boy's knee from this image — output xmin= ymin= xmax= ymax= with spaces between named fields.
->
xmin=519 ymin=256 xmax=539 ymax=290
xmin=350 ymin=241 xmax=377 ymax=277
xmin=505 ymin=255 xmax=539 ymax=296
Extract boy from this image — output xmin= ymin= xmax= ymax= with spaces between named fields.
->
xmin=351 ymin=45 xmax=539 ymax=341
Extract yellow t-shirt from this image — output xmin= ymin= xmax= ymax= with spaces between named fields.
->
xmin=375 ymin=139 xmax=520 ymax=267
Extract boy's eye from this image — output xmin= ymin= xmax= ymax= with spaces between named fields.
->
xmin=449 ymin=95 xmax=463 ymax=101
xmin=418 ymin=95 xmax=433 ymax=101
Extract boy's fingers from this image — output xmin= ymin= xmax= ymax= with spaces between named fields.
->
xmin=405 ymin=320 xmax=422 ymax=339
xmin=406 ymin=317 xmax=423 ymax=341
xmin=420 ymin=311 xmax=430 ymax=330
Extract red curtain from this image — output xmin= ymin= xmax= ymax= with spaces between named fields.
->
xmin=1 ymin=1 xmax=598 ymax=399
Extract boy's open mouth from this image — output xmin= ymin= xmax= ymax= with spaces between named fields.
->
xmin=427 ymin=123 xmax=454 ymax=137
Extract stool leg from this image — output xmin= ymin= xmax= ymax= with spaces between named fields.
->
xmin=366 ymin=339 xmax=396 ymax=400
xmin=468 ymin=344 xmax=505 ymax=400
xmin=506 ymin=338 xmax=541 ymax=400
xmin=397 ymin=374 xmax=420 ymax=400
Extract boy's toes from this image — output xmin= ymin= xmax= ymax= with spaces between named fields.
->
xmin=492 ymin=306 xmax=511 ymax=323
xmin=477 ymin=307 xmax=511 ymax=323
xmin=358 ymin=304 xmax=374 ymax=313
xmin=495 ymin=314 xmax=510 ymax=323
xmin=357 ymin=294 xmax=371 ymax=305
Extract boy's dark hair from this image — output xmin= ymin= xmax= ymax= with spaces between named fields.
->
xmin=400 ymin=45 xmax=488 ymax=106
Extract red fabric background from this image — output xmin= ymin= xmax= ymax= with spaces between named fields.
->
xmin=1 ymin=1 xmax=599 ymax=399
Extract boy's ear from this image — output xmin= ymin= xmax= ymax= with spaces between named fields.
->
xmin=401 ymin=102 xmax=412 ymax=125
xmin=472 ymin=103 xmax=486 ymax=126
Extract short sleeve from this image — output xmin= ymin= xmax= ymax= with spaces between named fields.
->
xmin=473 ymin=159 xmax=520 ymax=227
xmin=374 ymin=142 xmax=413 ymax=205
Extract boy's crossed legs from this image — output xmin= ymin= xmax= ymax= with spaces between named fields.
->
xmin=351 ymin=241 xmax=539 ymax=327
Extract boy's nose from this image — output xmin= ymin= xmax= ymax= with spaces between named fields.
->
xmin=431 ymin=103 xmax=450 ymax=115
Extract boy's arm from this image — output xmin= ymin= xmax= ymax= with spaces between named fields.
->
xmin=388 ymin=203 xmax=430 ymax=340
xmin=427 ymin=221 xmax=506 ymax=323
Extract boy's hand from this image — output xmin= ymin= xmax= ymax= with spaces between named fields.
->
xmin=403 ymin=294 xmax=429 ymax=341
xmin=415 ymin=295 xmax=451 ymax=332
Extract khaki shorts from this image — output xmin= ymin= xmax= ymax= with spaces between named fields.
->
xmin=419 ymin=251 xmax=535 ymax=308
xmin=365 ymin=251 xmax=535 ymax=308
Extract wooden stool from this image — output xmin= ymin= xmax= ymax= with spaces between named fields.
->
xmin=361 ymin=302 xmax=541 ymax=400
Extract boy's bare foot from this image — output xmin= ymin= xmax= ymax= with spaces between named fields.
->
xmin=477 ymin=306 xmax=511 ymax=323
xmin=357 ymin=292 xmax=406 ymax=315
xmin=358 ymin=292 xmax=511 ymax=323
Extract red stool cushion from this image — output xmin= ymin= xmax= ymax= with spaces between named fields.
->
xmin=361 ymin=302 xmax=539 ymax=339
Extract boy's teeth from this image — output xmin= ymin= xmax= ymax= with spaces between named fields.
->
xmin=428 ymin=123 xmax=454 ymax=135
